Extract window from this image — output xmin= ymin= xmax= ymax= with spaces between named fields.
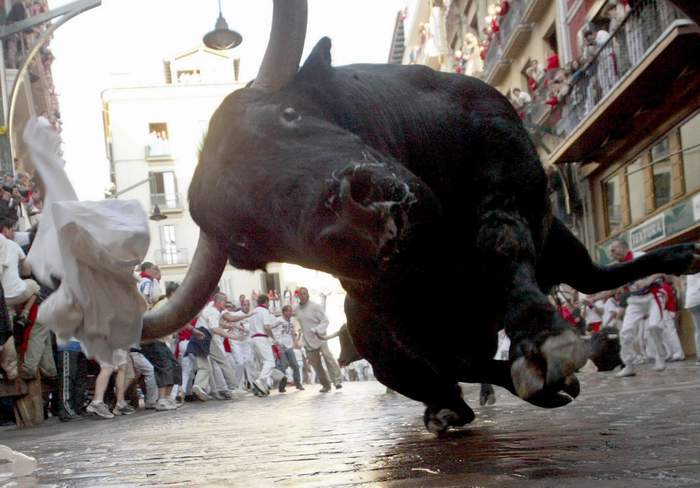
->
xmin=149 ymin=171 xmax=179 ymax=209
xmin=604 ymin=173 xmax=623 ymax=234
xmin=177 ymin=69 xmax=201 ymax=83
xmin=651 ymin=137 xmax=671 ymax=209
xmin=626 ymin=157 xmax=645 ymax=222
xmin=147 ymin=122 xmax=170 ymax=158
xmin=159 ymin=224 xmax=178 ymax=265
xmin=681 ymin=112 xmax=700 ymax=194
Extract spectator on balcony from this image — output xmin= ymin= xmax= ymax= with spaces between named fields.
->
xmin=510 ymin=87 xmax=532 ymax=121
xmin=545 ymin=50 xmax=560 ymax=72
xmin=606 ymin=0 xmax=631 ymax=33
xmin=525 ymin=59 xmax=545 ymax=92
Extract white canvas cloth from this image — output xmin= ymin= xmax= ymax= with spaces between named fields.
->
xmin=23 ymin=118 xmax=150 ymax=363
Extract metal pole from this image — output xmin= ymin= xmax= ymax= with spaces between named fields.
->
xmin=7 ymin=9 xmax=84 ymax=160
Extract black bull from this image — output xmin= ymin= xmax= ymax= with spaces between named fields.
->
xmin=143 ymin=2 xmax=700 ymax=436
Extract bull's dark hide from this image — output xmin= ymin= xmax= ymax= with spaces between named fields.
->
xmin=189 ymin=37 xmax=700 ymax=435
xmin=589 ymin=328 xmax=623 ymax=372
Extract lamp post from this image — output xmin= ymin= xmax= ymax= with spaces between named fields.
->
xmin=105 ymin=177 xmax=168 ymax=222
xmin=203 ymin=0 xmax=242 ymax=50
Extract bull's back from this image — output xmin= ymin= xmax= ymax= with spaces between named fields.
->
xmin=328 ymin=63 xmax=549 ymax=232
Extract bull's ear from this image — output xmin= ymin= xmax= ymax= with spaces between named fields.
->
xmin=297 ymin=37 xmax=332 ymax=81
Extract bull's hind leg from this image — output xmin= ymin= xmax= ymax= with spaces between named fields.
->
xmin=538 ymin=218 xmax=700 ymax=293
xmin=344 ymin=297 xmax=474 ymax=436
xmin=476 ymin=210 xmax=588 ymax=407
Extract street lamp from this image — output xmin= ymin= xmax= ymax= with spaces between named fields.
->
xmin=203 ymin=0 xmax=242 ymax=50
xmin=105 ymin=178 xmax=168 ymax=222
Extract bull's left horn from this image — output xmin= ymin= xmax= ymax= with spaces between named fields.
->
xmin=253 ymin=0 xmax=308 ymax=91
xmin=141 ymin=232 xmax=227 ymax=340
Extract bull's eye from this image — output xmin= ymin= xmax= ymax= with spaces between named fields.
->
xmin=281 ymin=107 xmax=301 ymax=123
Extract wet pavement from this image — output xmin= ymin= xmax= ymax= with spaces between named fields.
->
xmin=1 ymin=360 xmax=699 ymax=487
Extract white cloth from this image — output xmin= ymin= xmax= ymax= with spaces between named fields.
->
xmin=248 ymin=306 xmax=274 ymax=336
xmin=583 ymin=299 xmax=604 ymax=325
xmin=23 ymin=118 xmax=150 ymax=363
xmin=0 ymin=235 xmax=27 ymax=299
xmin=620 ymin=294 xmax=666 ymax=366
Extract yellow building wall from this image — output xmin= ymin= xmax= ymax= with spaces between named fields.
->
xmin=494 ymin=1 xmax=558 ymax=96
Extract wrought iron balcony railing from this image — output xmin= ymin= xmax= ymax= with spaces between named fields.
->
xmin=150 ymin=192 xmax=182 ymax=211
xmin=543 ymin=0 xmax=686 ymax=140
xmin=154 ymin=248 xmax=188 ymax=266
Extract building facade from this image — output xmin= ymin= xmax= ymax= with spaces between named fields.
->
xmin=392 ymin=0 xmax=700 ymax=354
xmin=102 ymin=47 xmax=347 ymax=316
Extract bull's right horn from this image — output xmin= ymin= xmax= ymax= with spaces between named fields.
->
xmin=141 ymin=232 xmax=227 ymax=340
xmin=253 ymin=0 xmax=308 ymax=91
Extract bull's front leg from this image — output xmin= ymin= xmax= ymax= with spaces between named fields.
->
xmin=476 ymin=210 xmax=588 ymax=408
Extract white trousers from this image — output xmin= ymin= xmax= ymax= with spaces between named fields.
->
xmin=229 ymin=340 xmax=258 ymax=388
xmin=129 ymin=351 xmax=158 ymax=405
xmin=252 ymin=336 xmax=284 ymax=383
xmin=620 ymin=294 xmax=666 ymax=366
xmin=645 ymin=310 xmax=684 ymax=360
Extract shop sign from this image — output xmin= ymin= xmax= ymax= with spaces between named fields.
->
xmin=629 ymin=214 xmax=665 ymax=251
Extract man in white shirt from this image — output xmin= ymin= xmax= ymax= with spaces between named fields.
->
xmin=191 ymin=293 xmax=240 ymax=400
xmin=609 ymin=240 xmax=667 ymax=377
xmin=221 ymin=299 xmax=258 ymax=392
xmin=248 ymin=294 xmax=285 ymax=396
xmin=295 ymin=287 xmax=342 ymax=393
xmin=269 ymin=305 xmax=303 ymax=391
xmin=0 ymin=225 xmax=40 ymax=327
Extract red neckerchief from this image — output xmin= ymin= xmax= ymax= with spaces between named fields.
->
xmin=140 ymin=271 xmax=152 ymax=279
xmin=259 ymin=303 xmax=269 ymax=309
xmin=623 ymin=250 xmax=634 ymax=262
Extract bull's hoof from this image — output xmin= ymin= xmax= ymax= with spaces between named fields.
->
xmin=511 ymin=329 xmax=588 ymax=408
xmin=479 ymin=385 xmax=496 ymax=406
xmin=423 ymin=405 xmax=475 ymax=437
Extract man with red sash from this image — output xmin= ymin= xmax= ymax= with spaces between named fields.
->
xmin=609 ymin=239 xmax=667 ymax=377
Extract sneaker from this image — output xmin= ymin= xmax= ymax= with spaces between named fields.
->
xmin=59 ymin=412 xmax=84 ymax=422
xmin=253 ymin=378 xmax=269 ymax=396
xmin=319 ymin=386 xmax=331 ymax=393
xmin=192 ymin=385 xmax=210 ymax=402
xmin=615 ymin=365 xmax=636 ymax=378
xmin=112 ymin=402 xmax=136 ymax=416
xmin=144 ymin=402 xmax=157 ymax=410
xmin=653 ymin=356 xmax=666 ymax=372
xmin=217 ymin=390 xmax=233 ymax=401
xmin=229 ymin=388 xmax=247 ymax=398
xmin=296 ymin=385 xmax=305 ymax=391
xmin=155 ymin=398 xmax=177 ymax=411
xmin=86 ymin=401 xmax=114 ymax=419
xmin=278 ymin=377 xmax=288 ymax=393
xmin=334 ymin=383 xmax=343 ymax=390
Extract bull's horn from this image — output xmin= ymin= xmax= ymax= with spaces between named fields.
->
xmin=253 ymin=0 xmax=308 ymax=91
xmin=141 ymin=232 xmax=227 ymax=340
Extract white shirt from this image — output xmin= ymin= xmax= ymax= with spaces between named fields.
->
xmin=270 ymin=317 xmax=295 ymax=348
xmin=583 ymin=299 xmax=604 ymax=324
xmin=248 ymin=306 xmax=274 ymax=337
xmin=685 ymin=272 xmax=700 ymax=309
xmin=0 ymin=234 xmax=27 ymax=299
xmin=196 ymin=302 xmax=223 ymax=345
xmin=602 ymin=298 xmax=623 ymax=328
xmin=225 ymin=310 xmax=250 ymax=342
xmin=295 ymin=301 xmax=329 ymax=349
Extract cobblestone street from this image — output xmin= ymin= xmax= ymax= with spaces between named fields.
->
xmin=1 ymin=361 xmax=699 ymax=487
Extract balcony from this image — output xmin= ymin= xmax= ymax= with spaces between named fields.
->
xmin=541 ymin=0 xmax=698 ymax=165
xmin=145 ymin=140 xmax=172 ymax=160
xmin=484 ymin=0 xmax=532 ymax=85
xmin=522 ymin=0 xmax=550 ymax=23
xmin=154 ymin=248 xmax=189 ymax=267
xmin=150 ymin=192 xmax=183 ymax=212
